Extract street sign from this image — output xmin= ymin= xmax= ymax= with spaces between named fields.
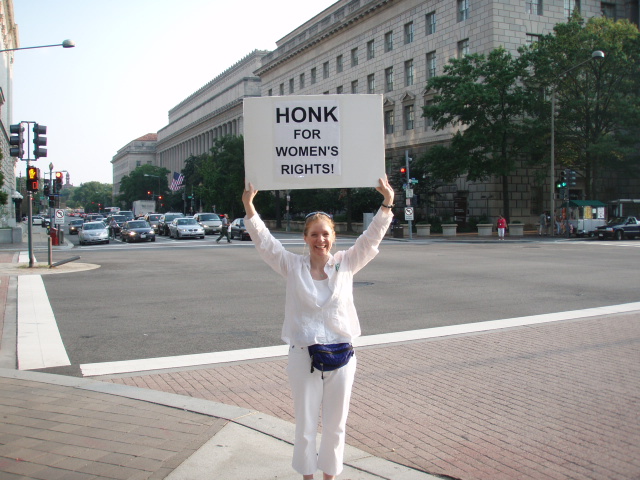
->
xmin=404 ymin=207 xmax=414 ymax=221
xmin=54 ymin=209 xmax=65 ymax=225
xmin=405 ymin=188 xmax=414 ymax=198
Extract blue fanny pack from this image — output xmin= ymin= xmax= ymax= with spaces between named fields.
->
xmin=308 ymin=343 xmax=354 ymax=378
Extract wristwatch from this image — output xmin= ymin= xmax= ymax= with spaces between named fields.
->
xmin=381 ymin=203 xmax=394 ymax=209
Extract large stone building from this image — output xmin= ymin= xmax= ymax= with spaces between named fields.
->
xmin=113 ymin=0 xmax=637 ymax=222
xmin=111 ymin=133 xmax=157 ymax=197
xmin=0 ymin=0 xmax=20 ymax=226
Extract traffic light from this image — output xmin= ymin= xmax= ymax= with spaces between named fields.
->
xmin=400 ymin=166 xmax=407 ymax=175
xmin=568 ymin=170 xmax=577 ymax=186
xmin=27 ymin=166 xmax=39 ymax=192
xmin=48 ymin=195 xmax=55 ymax=207
xmin=33 ymin=124 xmax=47 ymax=159
xmin=559 ymin=170 xmax=567 ymax=188
xmin=43 ymin=179 xmax=50 ymax=196
xmin=54 ymin=171 xmax=63 ymax=193
xmin=9 ymin=124 xmax=25 ymax=158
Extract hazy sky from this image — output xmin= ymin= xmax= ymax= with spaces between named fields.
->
xmin=12 ymin=0 xmax=337 ymax=185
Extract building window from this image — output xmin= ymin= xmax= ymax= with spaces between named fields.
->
xmin=424 ymin=99 xmax=434 ymax=128
xmin=337 ymin=55 xmax=343 ymax=73
xmin=289 ymin=78 xmax=294 ymax=94
xmin=300 ymin=73 xmax=305 ymax=89
xmin=565 ymin=0 xmax=580 ymax=18
xmin=404 ymin=22 xmax=414 ymax=44
xmin=457 ymin=39 xmax=469 ymax=58
xmin=385 ymin=31 xmax=393 ymax=52
xmin=426 ymin=51 xmax=437 ymax=79
xmin=426 ymin=12 xmax=436 ymax=35
xmin=526 ymin=0 xmax=543 ymax=14
xmin=367 ymin=40 xmax=375 ymax=59
xmin=337 ymin=85 xmax=344 ymax=94
xmin=526 ymin=34 xmax=541 ymax=44
xmin=405 ymin=59 xmax=414 ymax=87
xmin=601 ymin=2 xmax=616 ymax=18
xmin=384 ymin=110 xmax=394 ymax=134
xmin=323 ymin=61 xmax=330 ymax=79
xmin=311 ymin=67 xmax=317 ymax=85
xmin=351 ymin=80 xmax=358 ymax=94
xmin=404 ymin=105 xmax=414 ymax=130
xmin=351 ymin=48 xmax=359 ymax=67
xmin=367 ymin=73 xmax=375 ymax=94
xmin=458 ymin=0 xmax=469 ymax=21
xmin=385 ymin=66 xmax=394 ymax=92
xmin=279 ymin=83 xmax=284 ymax=95
xmin=268 ymin=88 xmax=273 ymax=96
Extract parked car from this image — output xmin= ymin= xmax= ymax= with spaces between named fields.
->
xmin=32 ymin=215 xmax=44 ymax=225
xmin=144 ymin=213 xmax=163 ymax=233
xmin=68 ymin=219 xmax=84 ymax=235
xmin=229 ymin=218 xmax=251 ymax=240
xmin=158 ymin=213 xmax=185 ymax=236
xmin=78 ymin=221 xmax=109 ymax=245
xmin=192 ymin=213 xmax=222 ymax=235
xmin=168 ymin=218 xmax=205 ymax=239
xmin=120 ymin=220 xmax=156 ymax=243
xmin=596 ymin=217 xmax=640 ymax=240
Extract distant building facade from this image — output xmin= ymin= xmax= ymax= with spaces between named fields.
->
xmin=0 ymin=0 xmax=20 ymax=225
xmin=111 ymin=133 xmax=157 ymax=197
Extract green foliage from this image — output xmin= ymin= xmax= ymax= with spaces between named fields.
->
xmin=68 ymin=182 xmax=113 ymax=213
xmin=420 ymin=47 xmax=538 ymax=220
xmin=522 ymin=15 xmax=640 ymax=197
xmin=117 ymin=165 xmax=170 ymax=208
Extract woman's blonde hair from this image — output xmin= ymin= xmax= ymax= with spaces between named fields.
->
xmin=303 ymin=212 xmax=335 ymax=236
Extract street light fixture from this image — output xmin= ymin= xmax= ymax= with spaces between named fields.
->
xmin=0 ymin=39 xmax=75 ymax=53
xmin=549 ymin=50 xmax=604 ymax=236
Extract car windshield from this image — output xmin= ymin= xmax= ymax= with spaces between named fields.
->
xmin=71 ymin=220 xmax=83 ymax=225
xmin=199 ymin=214 xmax=219 ymax=221
xmin=166 ymin=214 xmax=183 ymax=221
xmin=128 ymin=221 xmax=148 ymax=228
xmin=177 ymin=218 xmax=197 ymax=225
xmin=607 ymin=218 xmax=626 ymax=225
xmin=84 ymin=223 xmax=104 ymax=230
xmin=148 ymin=214 xmax=161 ymax=221
xmin=113 ymin=215 xmax=126 ymax=222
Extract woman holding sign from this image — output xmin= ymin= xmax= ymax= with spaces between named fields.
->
xmin=242 ymin=177 xmax=394 ymax=480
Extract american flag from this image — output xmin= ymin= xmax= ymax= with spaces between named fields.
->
xmin=169 ymin=172 xmax=184 ymax=191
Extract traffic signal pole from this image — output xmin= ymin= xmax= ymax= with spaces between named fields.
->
xmin=405 ymin=150 xmax=412 ymax=240
xmin=26 ymin=160 xmax=34 ymax=268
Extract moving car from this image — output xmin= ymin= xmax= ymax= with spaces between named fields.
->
xmin=192 ymin=213 xmax=222 ymax=235
xmin=120 ymin=220 xmax=156 ymax=243
xmin=168 ymin=218 xmax=205 ymax=239
xmin=596 ymin=217 xmax=640 ymax=240
xmin=105 ymin=214 xmax=127 ymax=237
xmin=158 ymin=213 xmax=184 ymax=236
xmin=229 ymin=218 xmax=251 ymax=241
xmin=68 ymin=219 xmax=84 ymax=235
xmin=78 ymin=221 xmax=109 ymax=245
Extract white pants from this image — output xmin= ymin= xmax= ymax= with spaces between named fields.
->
xmin=287 ymin=345 xmax=357 ymax=476
xmin=498 ymin=227 xmax=506 ymax=238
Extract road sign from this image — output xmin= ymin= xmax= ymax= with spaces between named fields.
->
xmin=54 ymin=209 xmax=65 ymax=225
xmin=404 ymin=207 xmax=414 ymax=221
xmin=405 ymin=188 xmax=414 ymax=198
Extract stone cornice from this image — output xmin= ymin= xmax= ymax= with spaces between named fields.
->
xmin=255 ymin=0 xmax=394 ymax=76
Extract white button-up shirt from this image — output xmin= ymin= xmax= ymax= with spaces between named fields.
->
xmin=244 ymin=209 xmax=393 ymax=347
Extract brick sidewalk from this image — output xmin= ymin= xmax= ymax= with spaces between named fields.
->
xmin=107 ymin=314 xmax=640 ymax=480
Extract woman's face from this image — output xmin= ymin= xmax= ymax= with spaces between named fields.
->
xmin=304 ymin=219 xmax=335 ymax=258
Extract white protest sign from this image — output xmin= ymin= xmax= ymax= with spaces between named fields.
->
xmin=244 ymin=94 xmax=384 ymax=190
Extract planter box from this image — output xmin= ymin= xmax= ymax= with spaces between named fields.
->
xmin=416 ymin=224 xmax=431 ymax=237
xmin=510 ymin=223 xmax=524 ymax=236
xmin=442 ymin=224 xmax=457 ymax=236
xmin=477 ymin=224 xmax=493 ymax=236
xmin=0 ymin=227 xmax=22 ymax=244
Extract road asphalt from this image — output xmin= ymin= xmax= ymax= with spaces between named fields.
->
xmin=0 ymin=224 xmax=638 ymax=479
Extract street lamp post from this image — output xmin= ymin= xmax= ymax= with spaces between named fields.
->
xmin=0 ymin=39 xmax=75 ymax=53
xmin=550 ymin=50 xmax=604 ymax=236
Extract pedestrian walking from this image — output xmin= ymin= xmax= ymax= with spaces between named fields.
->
xmin=242 ymin=176 xmax=394 ymax=480
xmin=497 ymin=215 xmax=507 ymax=240
xmin=539 ymin=211 xmax=547 ymax=236
xmin=216 ymin=214 xmax=231 ymax=243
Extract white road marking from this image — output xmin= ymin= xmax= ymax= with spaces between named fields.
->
xmin=80 ymin=302 xmax=640 ymax=377
xmin=17 ymin=275 xmax=71 ymax=370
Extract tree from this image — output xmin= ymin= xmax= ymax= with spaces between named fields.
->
xmin=68 ymin=182 xmax=113 ymax=213
xmin=523 ymin=16 xmax=640 ymax=198
xmin=420 ymin=47 xmax=538 ymax=220
xmin=117 ymin=165 xmax=170 ymax=208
